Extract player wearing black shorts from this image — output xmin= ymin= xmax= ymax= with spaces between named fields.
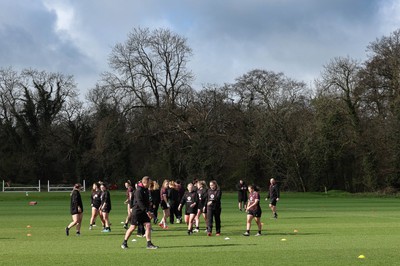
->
xmin=267 ymin=178 xmax=280 ymax=219
xmin=100 ymin=183 xmax=112 ymax=232
xmin=123 ymin=180 xmax=134 ymax=229
xmin=236 ymin=180 xmax=248 ymax=211
xmin=194 ymin=180 xmax=207 ymax=232
xmin=205 ymin=180 xmax=222 ymax=236
xmin=178 ymin=183 xmax=199 ymax=235
xmin=66 ymin=183 xmax=83 ymax=236
xmin=121 ymin=176 xmax=158 ymax=249
xmin=159 ymin=179 xmax=170 ymax=229
xmin=243 ymin=185 xmax=262 ymax=236
xmin=89 ymin=182 xmax=103 ymax=230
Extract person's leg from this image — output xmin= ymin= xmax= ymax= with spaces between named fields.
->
xmin=244 ymin=215 xmax=253 ymax=236
xmin=207 ymin=208 xmax=214 ymax=235
xmin=255 ymin=217 xmax=262 ymax=234
xmin=188 ymin=213 xmax=196 ymax=233
xmin=99 ymin=211 xmax=105 ymax=228
xmin=215 ymin=209 xmax=221 ymax=234
xmin=76 ymin=213 xmax=83 ymax=233
xmin=102 ymin=212 xmax=111 ymax=231
xmin=90 ymin=207 xmax=98 ymax=228
xmin=144 ymin=222 xmax=158 ymax=249
xmin=67 ymin=214 xmax=78 ymax=229
xmin=121 ymin=224 xmax=136 ymax=248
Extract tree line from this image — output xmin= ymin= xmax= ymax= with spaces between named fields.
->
xmin=1 ymin=27 xmax=400 ymax=192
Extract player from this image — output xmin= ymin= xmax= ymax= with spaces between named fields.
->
xmin=100 ymin=183 xmax=112 ymax=232
xmin=66 ymin=183 xmax=83 ymax=236
xmin=121 ymin=176 xmax=158 ymax=249
xmin=158 ymin=179 xmax=170 ymax=229
xmin=236 ymin=180 xmax=248 ymax=211
xmin=123 ymin=180 xmax=134 ymax=229
xmin=194 ymin=180 xmax=207 ymax=232
xmin=168 ymin=180 xmax=180 ymax=224
xmin=243 ymin=185 xmax=262 ymax=236
xmin=149 ymin=180 xmax=161 ymax=224
xmin=89 ymin=182 xmax=104 ymax=230
xmin=178 ymin=183 xmax=199 ymax=235
xmin=266 ymin=178 xmax=280 ymax=219
xmin=205 ymin=180 xmax=222 ymax=236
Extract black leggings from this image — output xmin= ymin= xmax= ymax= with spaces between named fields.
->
xmin=206 ymin=207 xmax=221 ymax=233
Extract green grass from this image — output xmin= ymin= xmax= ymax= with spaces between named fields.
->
xmin=1 ymin=191 xmax=399 ymax=265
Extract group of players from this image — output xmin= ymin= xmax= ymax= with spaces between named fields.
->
xmin=66 ymin=176 xmax=279 ymax=250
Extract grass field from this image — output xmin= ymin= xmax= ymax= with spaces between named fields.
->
xmin=0 ymin=191 xmax=399 ymax=265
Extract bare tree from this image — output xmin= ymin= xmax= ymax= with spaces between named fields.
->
xmin=104 ymin=27 xmax=194 ymax=109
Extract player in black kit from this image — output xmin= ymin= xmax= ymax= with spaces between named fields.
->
xmin=267 ymin=178 xmax=280 ymax=219
xmin=121 ymin=176 xmax=158 ymax=250
xmin=66 ymin=183 xmax=83 ymax=236
xmin=100 ymin=183 xmax=112 ymax=232
xmin=178 ymin=183 xmax=199 ymax=235
xmin=205 ymin=180 xmax=222 ymax=236
xmin=89 ymin=182 xmax=103 ymax=230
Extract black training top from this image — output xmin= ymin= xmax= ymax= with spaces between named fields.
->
xmin=132 ymin=185 xmax=150 ymax=214
xmin=91 ymin=190 xmax=102 ymax=208
xmin=180 ymin=191 xmax=199 ymax=213
xmin=197 ymin=188 xmax=208 ymax=208
xmin=168 ymin=188 xmax=179 ymax=205
xmin=71 ymin=189 xmax=83 ymax=213
xmin=268 ymin=184 xmax=280 ymax=200
xmin=206 ymin=189 xmax=222 ymax=210
xmin=101 ymin=190 xmax=112 ymax=211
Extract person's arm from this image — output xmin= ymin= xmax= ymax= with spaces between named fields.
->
xmin=178 ymin=194 xmax=186 ymax=211
xmin=275 ymin=185 xmax=280 ymax=201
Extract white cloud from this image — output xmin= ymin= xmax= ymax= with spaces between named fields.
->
xmin=378 ymin=0 xmax=400 ymax=33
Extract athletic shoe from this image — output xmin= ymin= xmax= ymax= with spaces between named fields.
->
xmin=158 ymin=223 xmax=164 ymax=228
xmin=193 ymin=228 xmax=199 ymax=233
xmin=65 ymin=227 xmax=69 ymax=236
xmin=243 ymin=232 xmax=250 ymax=236
xmin=255 ymin=233 xmax=261 ymax=236
xmin=163 ymin=225 xmax=169 ymax=230
xmin=216 ymin=233 xmax=221 ymax=236
xmin=274 ymin=213 xmax=278 ymax=219
xmin=102 ymin=228 xmax=111 ymax=233
xmin=187 ymin=231 xmax=192 ymax=235
xmin=207 ymin=232 xmax=212 ymax=236
xmin=123 ymin=224 xmax=128 ymax=230
xmin=147 ymin=243 xmax=159 ymax=249
xmin=76 ymin=232 xmax=80 ymax=236
xmin=239 ymin=209 xmax=242 ymax=211
xmin=154 ymin=218 xmax=159 ymax=224
xmin=121 ymin=243 xmax=128 ymax=249
xmin=89 ymin=225 xmax=92 ymax=230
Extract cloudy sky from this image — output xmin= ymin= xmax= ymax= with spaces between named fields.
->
xmin=0 ymin=0 xmax=399 ymax=98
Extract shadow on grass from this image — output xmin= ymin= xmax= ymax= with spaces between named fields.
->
xmin=160 ymin=243 xmax=256 ymax=249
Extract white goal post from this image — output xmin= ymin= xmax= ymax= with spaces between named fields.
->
xmin=47 ymin=180 xmax=86 ymax=192
xmin=2 ymin=180 xmax=41 ymax=192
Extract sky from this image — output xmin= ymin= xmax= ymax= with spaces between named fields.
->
xmin=0 ymin=0 xmax=399 ymax=99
